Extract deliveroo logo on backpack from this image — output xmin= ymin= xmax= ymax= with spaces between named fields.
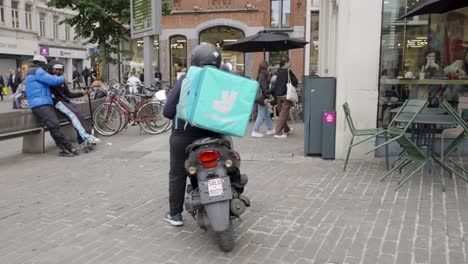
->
xmin=213 ymin=90 xmax=238 ymax=114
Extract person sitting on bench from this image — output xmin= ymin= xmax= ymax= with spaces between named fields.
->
xmin=25 ymin=55 xmax=79 ymax=157
xmin=11 ymin=80 xmax=26 ymax=109
xmin=48 ymin=60 xmax=101 ymax=148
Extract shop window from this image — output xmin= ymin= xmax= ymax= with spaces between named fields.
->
xmin=378 ymin=1 xmax=468 ymax=127
xmin=53 ymin=16 xmax=59 ymax=39
xmin=25 ymin=4 xmax=32 ymax=30
xmin=11 ymin=1 xmax=19 ymax=28
xmin=39 ymin=13 xmax=46 ymax=37
xmin=120 ymin=37 xmax=160 ymax=82
xmin=0 ymin=0 xmax=4 ymax=24
xmin=170 ymin=35 xmax=187 ymax=84
xmin=271 ymin=0 xmax=291 ymax=28
xmin=199 ymin=26 xmax=245 ymax=75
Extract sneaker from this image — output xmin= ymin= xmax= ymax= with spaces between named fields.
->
xmin=58 ymin=146 xmax=75 ymax=157
xmin=274 ymin=134 xmax=287 ymax=139
xmin=74 ymin=143 xmax=85 ymax=150
xmin=87 ymin=135 xmax=101 ymax=144
xmin=164 ymin=212 xmax=184 ymax=226
xmin=251 ymin=131 xmax=264 ymax=138
xmin=267 ymin=129 xmax=275 ymax=135
xmin=285 ymin=127 xmax=294 ymax=135
xmin=69 ymin=147 xmax=80 ymax=156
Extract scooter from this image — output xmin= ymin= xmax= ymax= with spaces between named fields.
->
xmin=184 ymin=137 xmax=250 ymax=252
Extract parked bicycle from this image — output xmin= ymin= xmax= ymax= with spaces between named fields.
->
xmin=93 ymin=85 xmax=170 ymax=136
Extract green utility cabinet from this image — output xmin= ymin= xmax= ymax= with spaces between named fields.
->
xmin=303 ymin=77 xmax=336 ymax=159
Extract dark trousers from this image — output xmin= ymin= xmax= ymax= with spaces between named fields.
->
xmin=168 ymin=134 xmax=203 ymax=216
xmin=0 ymin=91 xmax=3 ymax=101
xmin=73 ymin=80 xmax=81 ymax=89
xmin=275 ymin=97 xmax=291 ymax=135
xmin=32 ymin=105 xmax=72 ymax=149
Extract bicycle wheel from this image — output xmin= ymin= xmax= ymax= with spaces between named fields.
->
xmin=93 ymin=103 xmax=123 ymax=136
xmin=137 ymin=102 xmax=170 ymax=134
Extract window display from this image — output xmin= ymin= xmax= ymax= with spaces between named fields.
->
xmin=378 ymin=0 xmax=468 ymax=126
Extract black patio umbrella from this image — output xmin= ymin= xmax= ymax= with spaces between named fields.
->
xmin=222 ymin=31 xmax=308 ymax=59
xmin=398 ymin=0 xmax=468 ymax=20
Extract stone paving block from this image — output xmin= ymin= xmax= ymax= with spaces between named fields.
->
xmin=378 ymin=253 xmax=395 ymax=264
xmin=381 ymin=240 xmax=397 ymax=255
xmin=396 ymin=251 xmax=412 ymax=264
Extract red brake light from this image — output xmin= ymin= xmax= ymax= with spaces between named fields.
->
xmin=197 ymin=150 xmax=220 ymax=163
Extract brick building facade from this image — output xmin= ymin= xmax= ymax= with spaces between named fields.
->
xmin=159 ymin=0 xmax=306 ymax=83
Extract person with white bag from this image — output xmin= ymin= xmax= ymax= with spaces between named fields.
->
xmin=269 ymin=57 xmax=298 ymax=139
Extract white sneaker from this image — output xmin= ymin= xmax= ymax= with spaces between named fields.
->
xmin=285 ymin=127 xmax=294 ymax=135
xmin=87 ymin=135 xmax=101 ymax=144
xmin=251 ymin=131 xmax=264 ymax=138
xmin=267 ymin=129 xmax=275 ymax=135
xmin=274 ymin=134 xmax=287 ymax=139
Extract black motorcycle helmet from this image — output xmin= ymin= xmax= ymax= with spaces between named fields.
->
xmin=190 ymin=43 xmax=222 ymax=68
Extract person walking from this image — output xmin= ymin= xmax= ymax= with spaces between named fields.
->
xmin=252 ymin=60 xmax=274 ymax=137
xmin=25 ymin=55 xmax=79 ymax=157
xmin=7 ymin=69 xmax=21 ymax=94
xmin=82 ymin=67 xmax=90 ymax=87
xmin=72 ymin=68 xmax=81 ymax=89
xmin=269 ymin=57 xmax=298 ymax=139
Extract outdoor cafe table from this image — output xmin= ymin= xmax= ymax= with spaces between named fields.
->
xmin=392 ymin=113 xmax=457 ymax=191
xmin=390 ymin=107 xmax=447 ymax=115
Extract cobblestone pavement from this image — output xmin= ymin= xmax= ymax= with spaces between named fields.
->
xmin=0 ymin=121 xmax=467 ymax=264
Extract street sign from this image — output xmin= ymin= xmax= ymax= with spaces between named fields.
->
xmin=130 ymin=0 xmax=162 ymax=39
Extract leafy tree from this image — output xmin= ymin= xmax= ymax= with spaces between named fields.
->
xmin=48 ymin=0 xmax=172 ymax=80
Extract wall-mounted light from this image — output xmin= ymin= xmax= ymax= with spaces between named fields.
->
xmin=193 ymin=5 xmax=201 ymax=11
xmin=245 ymin=3 xmax=256 ymax=9
xmin=297 ymin=0 xmax=302 ymax=9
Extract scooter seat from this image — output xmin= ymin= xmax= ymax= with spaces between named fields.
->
xmin=186 ymin=137 xmax=231 ymax=153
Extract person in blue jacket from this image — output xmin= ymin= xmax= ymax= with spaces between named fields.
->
xmin=162 ymin=44 xmax=222 ymax=226
xmin=25 ymin=55 xmax=79 ymax=157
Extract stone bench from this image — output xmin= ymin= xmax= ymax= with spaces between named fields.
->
xmin=0 ymin=98 xmax=105 ymax=153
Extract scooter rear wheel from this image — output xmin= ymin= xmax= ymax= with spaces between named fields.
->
xmin=216 ymin=225 xmax=235 ymax=252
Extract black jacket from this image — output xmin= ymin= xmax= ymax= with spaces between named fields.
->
xmin=163 ymin=75 xmax=220 ymax=138
xmin=270 ymin=68 xmax=298 ymax=97
xmin=50 ymin=82 xmax=84 ymax=104
xmin=7 ymin=74 xmax=21 ymax=89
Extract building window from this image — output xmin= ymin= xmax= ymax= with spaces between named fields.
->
xmin=53 ymin=16 xmax=59 ymax=39
xmin=309 ymin=11 xmax=320 ymax=75
xmin=270 ymin=0 xmax=291 ymax=28
xmin=269 ymin=50 xmax=289 ymax=67
xmin=11 ymin=1 xmax=19 ymax=28
xmin=25 ymin=4 xmax=32 ymax=30
xmin=169 ymin=35 xmax=187 ymax=85
xmin=65 ymin=24 xmax=70 ymax=40
xmin=0 ymin=0 xmax=5 ymax=24
xmin=199 ymin=26 xmax=245 ymax=74
xmin=39 ymin=13 xmax=46 ymax=37
xmin=377 ymin=1 xmax=468 ymax=126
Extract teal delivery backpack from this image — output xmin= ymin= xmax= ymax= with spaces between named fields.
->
xmin=177 ymin=66 xmax=259 ymax=137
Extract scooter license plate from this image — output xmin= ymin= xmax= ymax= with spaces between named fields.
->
xmin=207 ymin=178 xmax=224 ymax=197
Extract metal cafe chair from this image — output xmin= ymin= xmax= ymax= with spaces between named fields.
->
xmin=434 ymin=99 xmax=468 ymax=184
xmin=365 ymin=99 xmax=429 ymax=155
xmin=440 ymin=96 xmax=468 ymax=177
xmin=342 ymin=102 xmax=388 ymax=171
